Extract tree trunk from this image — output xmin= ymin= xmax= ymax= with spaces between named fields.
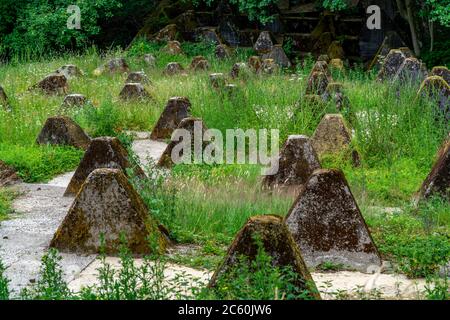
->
xmin=429 ymin=20 xmax=434 ymax=52
xmin=405 ymin=0 xmax=421 ymax=56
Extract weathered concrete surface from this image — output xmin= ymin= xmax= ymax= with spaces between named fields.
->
xmin=416 ymin=134 xmax=449 ymax=202
xmin=418 ymin=75 xmax=450 ymax=121
xmin=36 ymin=116 xmax=91 ymax=150
xmin=285 ymin=169 xmax=382 ymax=272
xmin=261 ymin=45 xmax=291 ymax=68
xmin=0 ymin=137 xmax=167 ymax=295
xmin=61 ymin=94 xmax=88 ymax=110
xmin=126 ymin=71 xmax=150 ymax=85
xmin=65 ymin=137 xmax=145 ymax=196
xmin=230 ymin=62 xmax=251 ymax=79
xmin=431 ymin=66 xmax=450 ymax=85
xmin=119 ymin=83 xmax=151 ymax=100
xmin=0 ymin=184 xmax=96 ymax=295
xmin=94 ymin=58 xmax=130 ymax=75
xmin=394 ymin=57 xmax=427 ymax=85
xmin=31 ymin=73 xmax=68 ymax=95
xmin=190 ymin=56 xmax=210 ymax=71
xmin=312 ymin=113 xmax=359 ymax=165
xmin=68 ymin=256 xmax=211 ymax=298
xmin=158 ymin=117 xmax=208 ymax=168
xmin=209 ymin=215 xmax=320 ymax=300
xmin=164 ymin=62 xmax=185 ymax=76
xmin=51 ymin=169 xmax=168 ymax=254
xmin=162 ymin=41 xmax=183 ymax=55
xmin=0 ymin=160 xmax=20 ymax=187
xmin=55 ymin=65 xmax=83 ymax=80
xmin=306 ymin=71 xmax=329 ymax=95
xmin=254 ymin=31 xmax=273 ymax=54
xmin=66 ymin=255 xmax=427 ymax=300
xmin=263 ymin=135 xmax=321 ymax=192
xmin=150 ymin=97 xmax=191 ymax=141
xmin=377 ymin=49 xmax=406 ymax=82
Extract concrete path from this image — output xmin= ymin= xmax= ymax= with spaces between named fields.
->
xmin=0 ymin=134 xmax=428 ymax=299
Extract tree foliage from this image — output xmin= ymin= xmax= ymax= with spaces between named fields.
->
xmin=0 ymin=0 xmax=156 ymax=59
xmin=420 ymin=0 xmax=450 ymax=27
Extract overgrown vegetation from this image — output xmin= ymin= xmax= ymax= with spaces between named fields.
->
xmin=0 ymin=189 xmax=15 ymax=221
xmin=0 ymin=238 xmax=318 ymax=300
xmin=0 ymin=39 xmax=448 ymax=299
xmin=0 ymin=0 xmax=157 ymax=60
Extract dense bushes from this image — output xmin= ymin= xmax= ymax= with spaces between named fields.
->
xmin=0 ymin=0 xmax=156 ymax=60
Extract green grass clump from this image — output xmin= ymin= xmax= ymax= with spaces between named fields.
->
xmin=0 ymin=145 xmax=83 ymax=183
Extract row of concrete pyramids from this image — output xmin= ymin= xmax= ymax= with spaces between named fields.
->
xmin=46 ymin=135 xmax=375 ymax=299
xmin=36 ymin=90 xmax=449 ymax=203
xmin=35 ymin=93 xmax=448 ymax=296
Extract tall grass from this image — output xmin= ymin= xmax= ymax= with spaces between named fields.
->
xmin=0 ymin=42 xmax=448 ymax=283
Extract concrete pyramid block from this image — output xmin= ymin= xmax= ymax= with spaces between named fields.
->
xmin=417 ymin=135 xmax=449 ymax=201
xmin=368 ymin=31 xmax=407 ymax=70
xmin=158 ymin=117 xmax=208 ymax=168
xmin=36 ymin=116 xmax=91 ymax=150
xmin=51 ymin=168 xmax=168 ymax=254
xmin=125 ymin=71 xmax=150 ymax=85
xmin=394 ymin=57 xmax=428 ymax=84
xmin=261 ymin=45 xmax=292 ymax=68
xmin=105 ymin=58 xmax=130 ymax=74
xmin=377 ymin=49 xmax=406 ymax=82
xmin=0 ymin=160 xmax=19 ymax=187
xmin=248 ymin=56 xmax=262 ymax=73
xmin=94 ymin=58 xmax=130 ymax=75
xmin=230 ymin=62 xmax=251 ymax=79
xmin=312 ymin=114 xmax=359 ymax=165
xmin=61 ymin=94 xmax=88 ymax=110
xmin=261 ymin=59 xmax=279 ymax=74
xmin=253 ymin=31 xmax=274 ymax=54
xmin=285 ymin=169 xmax=382 ymax=272
xmin=65 ymin=137 xmax=145 ymax=196
xmin=310 ymin=60 xmax=331 ymax=79
xmin=209 ymin=215 xmax=320 ymax=299
xmin=327 ymin=41 xmax=345 ymax=60
xmin=418 ymin=76 xmax=450 ymax=121
xmin=55 ymin=65 xmax=83 ymax=79
xmin=215 ymin=44 xmax=231 ymax=59
xmin=150 ymin=97 xmax=192 ymax=140
xmin=154 ymin=24 xmax=178 ymax=42
xmin=330 ymin=58 xmax=345 ymax=73
xmin=0 ymin=85 xmax=9 ymax=110
xmin=322 ymin=82 xmax=350 ymax=112
xmin=263 ymin=135 xmax=321 ymax=192
xmin=317 ymin=54 xmax=330 ymax=63
xmin=31 ymin=73 xmax=68 ymax=95
xmin=162 ymin=41 xmax=183 ymax=55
